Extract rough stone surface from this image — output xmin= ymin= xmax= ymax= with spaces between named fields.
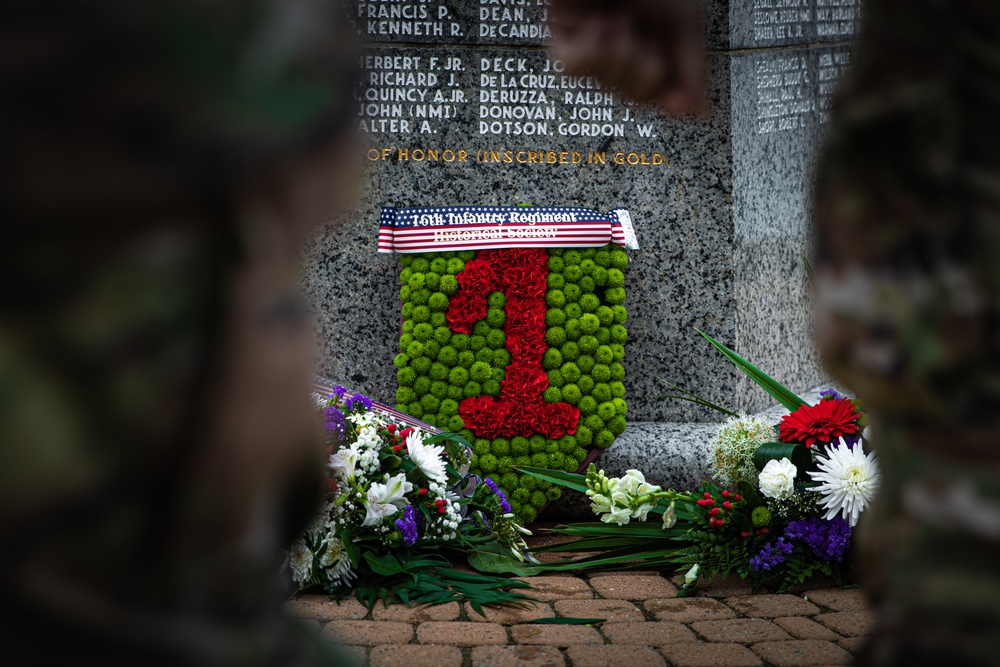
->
xmin=814 ymin=611 xmax=878 ymax=637
xmin=724 ymin=594 xmax=820 ymax=618
xmin=465 ymin=602 xmax=555 ymax=625
xmin=690 ymin=619 xmax=793 ymax=643
xmin=838 ymin=636 xmax=870 ymax=654
xmin=645 ymin=598 xmax=737 ymax=624
xmin=588 ymin=575 xmax=679 ymax=600
xmin=370 ymin=601 xmax=461 ymax=622
xmin=601 ymin=621 xmax=698 ymax=645
xmin=282 ymin=595 xmax=369 ymax=621
xmin=510 ymin=624 xmax=603 ymax=646
xmin=416 ymin=621 xmax=508 ymax=646
xmin=566 ymin=645 xmax=667 ymax=667
xmin=553 ymin=599 xmax=645 ymax=623
xmin=470 ymin=645 xmax=565 ymax=667
xmin=751 ymin=640 xmax=855 ymax=666
xmin=321 ymin=620 xmax=414 ymax=646
xmin=659 ymin=642 xmax=764 ymax=667
xmin=514 ymin=576 xmax=593 ymax=601
xmin=369 ymin=644 xmax=464 ymax=667
xmin=773 ymin=616 xmax=842 ymax=640
xmin=804 ymin=587 xmax=871 ymax=612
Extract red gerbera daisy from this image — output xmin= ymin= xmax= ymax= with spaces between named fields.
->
xmin=779 ymin=397 xmax=860 ymax=448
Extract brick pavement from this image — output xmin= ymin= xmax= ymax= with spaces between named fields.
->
xmin=284 ymin=532 xmax=874 ymax=666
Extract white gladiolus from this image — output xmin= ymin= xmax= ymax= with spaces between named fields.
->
xmin=661 ymin=501 xmax=677 ymax=529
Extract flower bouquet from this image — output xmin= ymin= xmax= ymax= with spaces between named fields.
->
xmin=284 ymin=384 xmax=536 ymax=612
xmin=507 ymin=330 xmax=880 ymax=593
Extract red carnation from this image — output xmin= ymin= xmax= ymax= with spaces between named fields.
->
xmin=779 ymin=397 xmax=860 ymax=448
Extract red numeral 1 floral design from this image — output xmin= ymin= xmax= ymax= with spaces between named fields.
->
xmin=447 ymin=248 xmax=579 ymax=439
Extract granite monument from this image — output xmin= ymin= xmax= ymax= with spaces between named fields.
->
xmin=302 ymin=0 xmax=860 ymax=488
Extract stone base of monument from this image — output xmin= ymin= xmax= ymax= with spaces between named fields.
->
xmin=545 ymin=385 xmax=831 ymax=519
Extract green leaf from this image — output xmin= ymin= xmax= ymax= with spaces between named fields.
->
xmin=515 ymin=466 xmax=588 ymax=494
xmin=696 ymin=329 xmax=807 ymax=412
xmin=801 ymin=254 xmax=814 ymax=284
xmin=527 ymin=618 xmax=605 ymax=625
xmin=467 ymin=551 xmax=546 ymax=576
xmin=753 ymin=442 xmax=812 ymax=473
xmin=363 ymin=552 xmax=405 ymax=576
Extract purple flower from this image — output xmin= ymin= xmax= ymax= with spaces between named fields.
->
xmin=323 ymin=406 xmax=346 ymax=440
xmin=395 ymin=505 xmax=419 ymax=546
xmin=819 ymin=388 xmax=846 ymax=401
xmin=352 ymin=393 xmax=373 ymax=411
xmin=331 ymin=385 xmax=347 ymax=398
xmin=784 ymin=517 xmax=852 ymax=562
xmin=484 ymin=477 xmax=511 ymax=514
xmin=749 ymin=537 xmax=793 ymax=572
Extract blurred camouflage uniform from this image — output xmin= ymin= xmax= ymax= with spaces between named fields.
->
xmin=0 ymin=1 xmax=357 ymax=664
xmin=814 ymin=1 xmax=1000 ymax=664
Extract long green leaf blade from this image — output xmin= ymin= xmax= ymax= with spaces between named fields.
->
xmin=516 ymin=466 xmax=588 ymax=493
xmin=696 ymin=329 xmax=806 ymax=411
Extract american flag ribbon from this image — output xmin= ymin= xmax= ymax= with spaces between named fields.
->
xmin=377 ymin=205 xmax=635 ymax=253
xmin=312 ymin=375 xmax=442 ymax=434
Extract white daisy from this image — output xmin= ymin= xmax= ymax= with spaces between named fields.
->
xmin=808 ymin=442 xmax=881 ymax=527
xmin=405 ymin=433 xmax=448 ymax=484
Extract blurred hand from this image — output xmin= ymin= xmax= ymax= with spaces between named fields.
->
xmin=548 ymin=0 xmax=707 ymax=114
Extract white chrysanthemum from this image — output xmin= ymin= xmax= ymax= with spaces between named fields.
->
xmin=305 ymin=502 xmax=334 ymax=539
xmin=709 ymin=415 xmax=773 ymax=488
xmin=287 ymin=539 xmax=313 ymax=586
xmin=808 ymin=442 xmax=881 ymax=527
xmin=758 ymin=458 xmax=797 ymax=499
xmin=405 ymin=433 xmax=448 ymax=483
xmin=319 ymin=533 xmax=355 ymax=585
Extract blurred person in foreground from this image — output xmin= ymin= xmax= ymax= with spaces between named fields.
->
xmin=549 ymin=0 xmax=1000 ymax=665
xmin=0 ymin=1 xmax=360 ymax=664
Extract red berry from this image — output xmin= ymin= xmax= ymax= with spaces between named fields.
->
xmin=419 ymin=488 xmax=428 ymax=496
xmin=722 ymin=490 xmax=730 ymax=498
xmin=386 ymin=424 xmax=397 ymax=433
xmin=761 ymin=527 xmax=768 ymax=534
xmin=734 ymin=494 xmax=742 ymax=501
xmin=705 ymin=499 xmax=714 ymax=507
xmin=435 ymin=499 xmax=445 ymax=506
xmin=400 ymin=428 xmax=413 ymax=438
xmin=709 ymin=507 xmax=720 ymax=516
xmin=723 ymin=501 xmax=732 ymax=510
xmin=708 ymin=518 xmax=717 ymax=527
xmin=393 ymin=445 xmax=402 ymax=453
xmin=717 ymin=519 xmax=725 ymax=526
xmin=741 ymin=531 xmax=750 ymax=538
xmin=703 ymin=491 xmax=712 ymax=499
xmin=697 ymin=499 xmax=706 ymax=507
xmin=437 ymin=506 xmax=446 ymax=514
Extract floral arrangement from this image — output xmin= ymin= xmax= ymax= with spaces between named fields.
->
xmin=511 ymin=331 xmax=881 ymax=593
xmin=394 ymin=245 xmax=629 ymax=524
xmin=284 ymin=385 xmax=536 ymax=610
